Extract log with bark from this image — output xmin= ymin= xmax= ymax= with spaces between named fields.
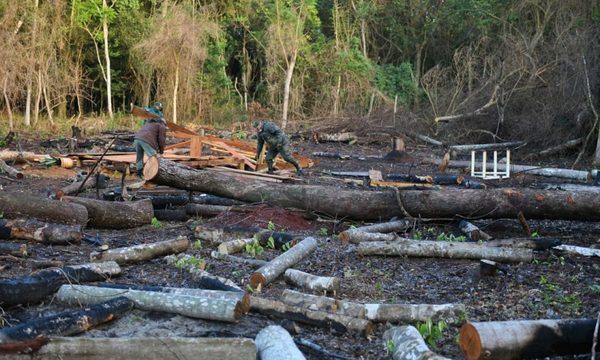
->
xmin=57 ymin=284 xmax=244 ymax=322
xmin=165 ymin=254 xmax=244 ymax=292
xmin=0 ymin=192 xmax=88 ymax=226
xmin=284 ymin=269 xmax=340 ymax=294
xmin=145 ymin=158 xmax=600 ymax=220
xmin=383 ymin=325 xmax=451 ymax=360
xmin=358 ymin=239 xmax=533 ymax=263
xmin=0 ymin=243 xmax=27 ymax=257
xmin=250 ymin=296 xmax=374 ymax=337
xmin=281 ymin=289 xmax=466 ymax=323
xmin=250 ymin=237 xmax=318 ymax=288
xmin=185 ymin=203 xmax=251 ymax=217
xmin=211 ymin=250 xmax=267 ymax=268
xmin=459 ymin=319 xmax=599 ymax=360
xmin=90 ymin=236 xmax=189 ymax=264
xmin=0 ymin=159 xmax=23 ymax=179
xmin=483 ymin=237 xmax=562 ymax=250
xmin=458 ymin=220 xmax=492 ymax=241
xmin=0 ymin=218 xmax=83 ymax=244
xmin=338 ymin=220 xmax=412 ymax=243
xmin=57 ymin=174 xmax=109 ymax=197
xmin=60 ymin=196 xmax=153 ymax=229
xmin=255 ymin=229 xmax=300 ymax=249
xmin=0 ymin=337 xmax=256 ymax=360
xmin=0 ymin=261 xmax=121 ymax=307
xmin=0 ymin=297 xmax=133 ymax=344
xmin=194 ymin=225 xmax=261 ymax=244
xmin=255 ymin=325 xmax=306 ymax=360
xmin=0 ymin=150 xmax=48 ymax=162
xmin=315 ymin=132 xmax=357 ymax=143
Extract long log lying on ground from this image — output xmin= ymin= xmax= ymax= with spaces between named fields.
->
xmin=146 ymin=159 xmax=600 ymax=220
xmin=90 ymin=236 xmax=189 ymax=264
xmin=61 ymin=196 xmax=153 ymax=229
xmin=338 ymin=220 xmax=412 ymax=243
xmin=553 ymin=244 xmax=600 ymax=257
xmin=0 ymin=192 xmax=88 ymax=226
xmin=165 ymin=254 xmax=244 ymax=292
xmin=217 ymin=237 xmax=256 ymax=255
xmin=0 ymin=297 xmax=133 ymax=344
xmin=0 ymin=150 xmax=47 ymax=162
xmin=0 ymin=261 xmax=121 ymax=307
xmin=250 ymin=237 xmax=318 ymax=288
xmin=459 ymin=319 xmax=599 ymax=360
xmin=0 ymin=218 xmax=83 ymax=244
xmin=0 ymin=243 xmax=27 ymax=257
xmin=250 ymin=296 xmax=374 ymax=337
xmin=358 ymin=239 xmax=533 ymax=263
xmin=483 ymin=237 xmax=562 ymax=250
xmin=211 ymin=250 xmax=268 ymax=268
xmin=281 ymin=289 xmax=466 ymax=323
xmin=1 ymin=337 xmax=256 ymax=360
xmin=0 ymin=159 xmax=23 ymax=179
xmin=284 ymin=269 xmax=340 ymax=294
xmin=57 ymin=284 xmax=244 ymax=322
xmin=256 ymin=325 xmax=306 ymax=360
xmin=384 ymin=326 xmax=451 ymax=360
xmin=58 ymin=175 xmax=105 ymax=197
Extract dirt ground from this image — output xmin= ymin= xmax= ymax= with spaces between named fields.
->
xmin=1 ymin=130 xmax=599 ymax=359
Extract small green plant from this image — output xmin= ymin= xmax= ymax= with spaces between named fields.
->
xmin=245 ymin=239 xmax=264 ymax=257
xmin=385 ymin=339 xmax=396 ymax=354
xmin=151 ymin=217 xmax=162 ymax=229
xmin=531 ymin=231 xmax=539 ymax=238
xmin=266 ymin=236 xmax=275 ymax=249
xmin=375 ymin=282 xmax=384 ymax=293
xmin=0 ymin=212 xmax=3 ymax=219
xmin=232 ymin=130 xmax=247 ymax=140
xmin=590 ymin=284 xmax=600 ymax=294
xmin=281 ymin=241 xmax=293 ymax=251
xmin=436 ymin=232 xmax=466 ymax=242
xmin=267 ymin=221 xmax=276 ymax=231
xmin=175 ymin=255 xmax=205 ymax=270
xmin=416 ymin=319 xmax=447 ymax=350
xmin=193 ymin=239 xmax=203 ymax=250
xmin=319 ymin=227 xmax=329 ymax=236
xmin=413 ymin=229 xmax=423 ymax=240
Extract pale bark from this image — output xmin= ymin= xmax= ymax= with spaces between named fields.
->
xmin=280 ymin=289 xmax=365 ymax=318
xmin=0 ymin=159 xmax=23 ymax=179
xmin=255 ymin=325 xmax=306 ymax=360
xmin=339 ymin=220 xmax=412 ymax=243
xmin=0 ymin=150 xmax=48 ymax=162
xmin=358 ymin=239 xmax=532 ymax=263
xmin=102 ymin=0 xmax=113 ymax=120
xmin=217 ymin=238 xmax=256 ymax=255
xmin=61 ymin=196 xmax=153 ymax=229
xmin=384 ymin=326 xmax=451 ymax=360
xmin=553 ymin=244 xmax=600 ymax=257
xmin=194 ymin=225 xmax=260 ymax=244
xmin=211 ymin=250 xmax=267 ymax=268
xmin=283 ymin=269 xmax=340 ymax=294
xmin=250 ymin=237 xmax=318 ymax=288
xmin=90 ymin=236 xmax=189 ymax=265
xmin=57 ymin=284 xmax=243 ymax=322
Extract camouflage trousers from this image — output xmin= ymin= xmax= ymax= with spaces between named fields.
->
xmin=265 ymin=143 xmax=300 ymax=171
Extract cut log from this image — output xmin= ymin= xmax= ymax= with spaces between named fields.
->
xmin=483 ymin=237 xmax=561 ymax=250
xmin=0 ymin=243 xmax=27 ymax=257
xmin=536 ymin=137 xmax=584 ymax=157
xmin=0 ymin=218 xmax=83 ymax=244
xmin=211 ymin=250 xmax=267 ymax=268
xmin=358 ymin=239 xmax=533 ymax=263
xmin=339 ymin=220 xmax=412 ymax=243
xmin=61 ymin=196 xmax=153 ymax=229
xmin=58 ymin=174 xmax=109 ymax=197
xmin=192 ymin=193 xmax=246 ymax=206
xmin=316 ymin=132 xmax=357 ymax=143
xmin=255 ymin=229 xmax=300 ymax=249
xmin=0 ymin=150 xmax=47 ymax=162
xmin=194 ymin=225 xmax=261 ymax=244
xmin=250 ymin=237 xmax=318 ymax=288
xmin=90 ymin=236 xmax=189 ymax=264
xmin=0 ymin=192 xmax=88 ymax=226
xmin=0 ymin=261 xmax=121 ymax=307
xmin=553 ymin=244 xmax=600 ymax=257
xmin=0 ymin=159 xmax=23 ymax=179
xmin=383 ymin=325 xmax=451 ymax=360
xmin=343 ymin=232 xmax=401 ymax=243
xmin=458 ymin=220 xmax=492 ymax=241
xmin=0 ymin=297 xmax=133 ymax=343
xmin=280 ymin=289 xmax=466 ymax=323
xmin=153 ymin=208 xmax=189 ymax=221
xmin=255 ymin=325 xmax=306 ymax=360
xmin=459 ymin=319 xmax=599 ymax=360
xmin=479 ymin=259 xmax=503 ymax=277
xmin=432 ymin=175 xmax=465 ymax=185
xmin=283 ymin=269 xmax=340 ymax=294
xmin=57 ymin=284 xmax=244 ymax=322
xmin=250 ymin=296 xmax=374 ymax=337
xmin=165 ymin=254 xmax=244 ymax=292
xmin=0 ymin=337 xmax=256 ymax=360
xmin=217 ymin=237 xmax=256 ymax=255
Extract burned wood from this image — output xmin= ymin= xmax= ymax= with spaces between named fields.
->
xmin=153 ymin=208 xmax=189 ymax=221
xmin=0 ymin=261 xmax=121 ymax=307
xmin=0 ymin=243 xmax=27 ymax=257
xmin=0 ymin=159 xmax=23 ymax=179
xmin=61 ymin=196 xmax=153 ymax=229
xmin=250 ymin=296 xmax=374 ymax=337
xmin=0 ymin=297 xmax=133 ymax=344
xmin=294 ymin=337 xmax=353 ymax=360
xmin=90 ymin=236 xmax=189 ymax=265
xmin=145 ymin=195 xmax=189 ymax=208
xmin=433 ymin=175 xmax=465 ymax=185
xmin=256 ymin=325 xmax=306 ymax=360
xmin=255 ymin=229 xmax=300 ymax=249
xmin=57 ymin=284 xmax=244 ymax=322
xmin=479 ymin=259 xmax=506 ymax=277
xmin=459 ymin=319 xmax=599 ymax=360
xmin=250 ymin=237 xmax=318 ymax=289
xmin=211 ymin=250 xmax=267 ymax=268
xmin=283 ymin=269 xmax=340 ymax=294
xmin=0 ymin=192 xmax=88 ymax=226
xmin=338 ymin=220 xmax=412 ymax=243
xmin=358 ymin=239 xmax=533 ymax=263
xmin=165 ymin=254 xmax=243 ymax=292
xmin=386 ymin=174 xmax=433 ymax=183
xmin=384 ymin=326 xmax=451 ymax=360
xmin=58 ymin=174 xmax=109 ymax=197
xmin=458 ymin=220 xmax=492 ymax=241
xmin=449 ymin=141 xmax=525 ymax=153
xmin=191 ymin=193 xmax=246 ymax=206
xmin=0 ymin=218 xmax=83 ymax=244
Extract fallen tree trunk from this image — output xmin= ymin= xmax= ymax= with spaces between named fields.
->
xmin=449 ymin=141 xmax=525 ymax=153
xmin=61 ymin=196 xmax=153 ymax=229
xmin=284 ymin=269 xmax=340 ymax=294
xmin=384 ymin=325 xmax=451 ymax=360
xmin=90 ymin=236 xmax=189 ymax=264
xmin=57 ymin=284 xmax=244 ymax=322
xmin=459 ymin=319 xmax=599 ymax=360
xmin=250 ymin=296 xmax=374 ymax=337
xmin=0 ymin=337 xmax=256 ymax=360
xmin=165 ymin=254 xmax=244 ymax=292
xmin=0 ymin=261 xmax=121 ymax=307
xmin=217 ymin=238 xmax=255 ymax=255
xmin=339 ymin=220 xmax=412 ymax=243
xmin=0 ymin=218 xmax=83 ymax=244
xmin=281 ymin=289 xmax=466 ymax=323
xmin=0 ymin=297 xmax=133 ymax=343
xmin=250 ymin=237 xmax=318 ymax=288
xmin=0 ymin=159 xmax=23 ymax=179
xmin=0 ymin=150 xmax=47 ymax=162
xmin=256 ymin=325 xmax=306 ymax=360
xmin=358 ymin=239 xmax=533 ymax=263
xmin=58 ymin=175 xmax=107 ymax=197
xmin=0 ymin=243 xmax=27 ymax=257
xmin=146 ymin=195 xmax=189 ymax=209
xmin=483 ymin=237 xmax=562 ymax=250
xmin=146 ymin=159 xmax=600 ymax=220
xmin=0 ymin=192 xmax=88 ymax=226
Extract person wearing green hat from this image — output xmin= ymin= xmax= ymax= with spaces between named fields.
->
xmin=252 ymin=120 xmax=304 ymax=175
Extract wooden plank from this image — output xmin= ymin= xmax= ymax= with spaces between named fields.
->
xmin=164 ymin=140 xmax=191 ymax=150
xmin=370 ymin=180 xmax=434 ymax=188
xmin=190 ymin=136 xmax=202 ymax=158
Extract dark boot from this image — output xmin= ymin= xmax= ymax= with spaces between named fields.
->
xmin=267 ymin=162 xmax=275 ymax=174
xmin=137 ymin=169 xmax=144 ymax=179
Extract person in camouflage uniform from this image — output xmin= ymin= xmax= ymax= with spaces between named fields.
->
xmin=253 ymin=120 xmax=304 ymax=175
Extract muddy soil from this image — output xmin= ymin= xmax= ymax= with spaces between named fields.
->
xmin=1 ymin=132 xmax=599 ymax=359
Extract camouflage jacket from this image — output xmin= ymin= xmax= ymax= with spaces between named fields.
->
xmin=256 ymin=121 xmax=288 ymax=155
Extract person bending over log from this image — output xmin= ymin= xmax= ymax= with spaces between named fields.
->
xmin=134 ymin=102 xmax=166 ymax=179
xmin=253 ymin=119 xmax=304 ymax=175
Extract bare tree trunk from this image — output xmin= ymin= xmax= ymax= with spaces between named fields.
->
xmin=2 ymin=78 xmax=14 ymax=129
xmin=281 ymin=52 xmax=297 ymax=130
xmin=102 ymin=0 xmax=113 ymax=120
xmin=172 ymin=60 xmax=179 ymax=124
xmin=255 ymin=325 xmax=305 ymax=360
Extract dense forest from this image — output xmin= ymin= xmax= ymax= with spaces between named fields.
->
xmin=0 ymin=1 xmax=599 ymax=159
